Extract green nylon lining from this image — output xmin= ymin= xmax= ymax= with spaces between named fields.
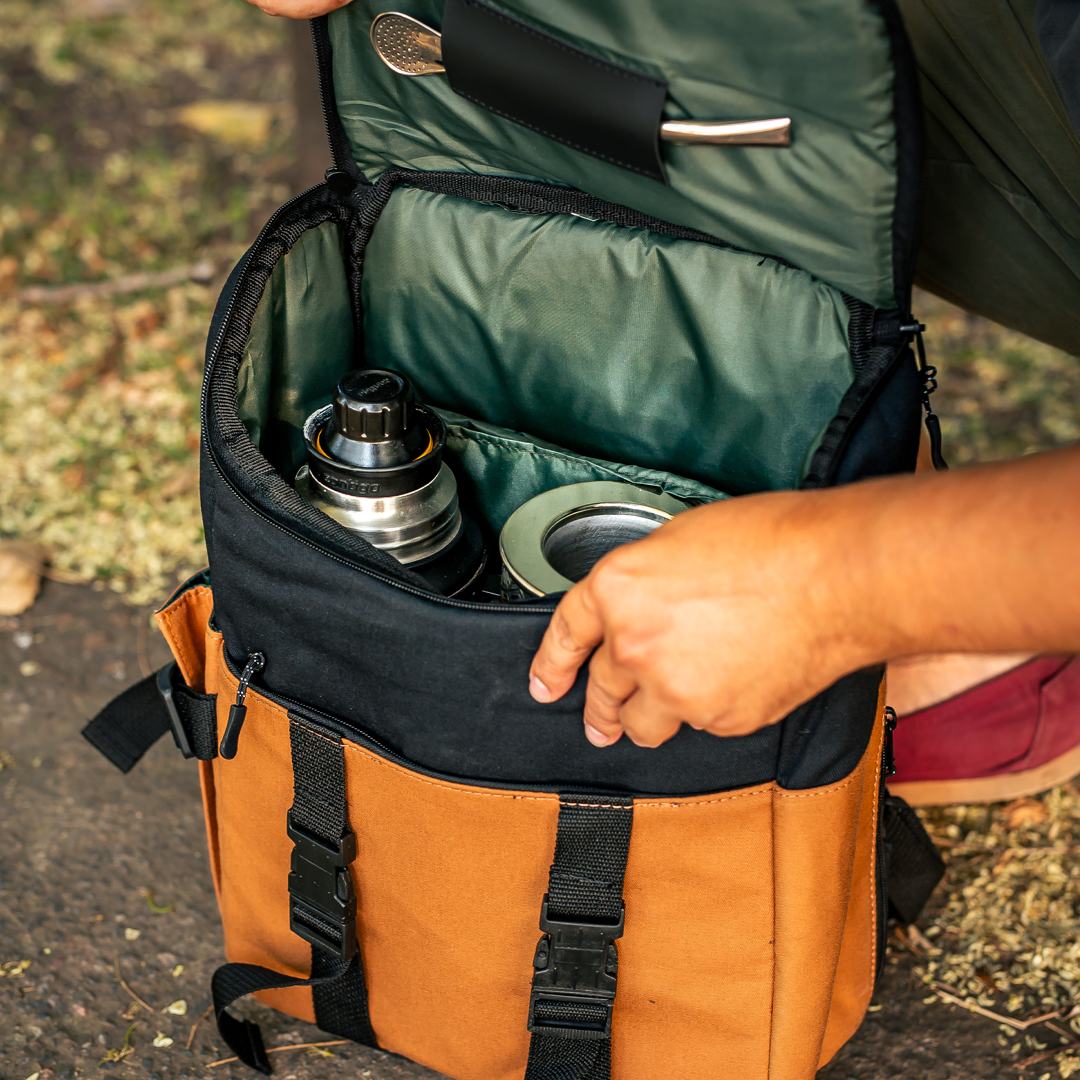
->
xmin=362 ymin=187 xmax=855 ymax=496
xmin=441 ymin=411 xmax=726 ymax=536
xmin=238 ymin=221 xmax=354 ymax=478
xmin=328 ymin=0 xmax=899 ymax=308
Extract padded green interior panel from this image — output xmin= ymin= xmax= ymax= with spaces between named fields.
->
xmin=362 ymin=187 xmax=856 ymax=495
xmin=441 ymin=411 xmax=726 ymax=535
xmin=233 ymin=224 xmax=728 ymax=534
xmin=329 ymin=0 xmax=899 ymax=308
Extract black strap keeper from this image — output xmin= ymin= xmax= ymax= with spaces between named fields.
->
xmin=287 ymin=812 xmax=358 ymax=961
xmin=528 ymin=896 xmax=623 ymax=1040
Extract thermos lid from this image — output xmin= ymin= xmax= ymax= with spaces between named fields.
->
xmin=499 ymin=481 xmax=689 ymax=597
xmin=333 ymin=369 xmax=413 ymax=444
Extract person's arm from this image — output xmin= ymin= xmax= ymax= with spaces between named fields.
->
xmin=244 ymin=0 xmax=351 ymax=16
xmin=528 ymin=444 xmax=1080 ymax=747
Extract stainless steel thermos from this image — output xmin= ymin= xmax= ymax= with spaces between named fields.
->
xmin=294 ymin=369 xmax=485 ymax=596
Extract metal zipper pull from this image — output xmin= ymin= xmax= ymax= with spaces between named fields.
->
xmin=883 ymin=705 xmax=898 ymax=778
xmin=220 ymin=651 xmax=266 ymax=760
xmin=900 ymin=320 xmax=948 ymax=471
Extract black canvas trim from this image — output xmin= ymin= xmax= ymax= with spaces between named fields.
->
xmin=441 ymin=0 xmax=667 ymax=183
xmin=524 ymin=794 xmax=633 ymax=1080
xmin=800 ymin=340 xmax=916 ymax=488
xmin=882 ymin=791 xmax=945 ymax=925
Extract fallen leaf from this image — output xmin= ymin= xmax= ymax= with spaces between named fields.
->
xmin=1004 ymin=798 xmax=1048 ymax=829
xmin=0 ymin=959 xmax=32 ymax=977
xmin=175 ymin=100 xmax=275 ymax=149
xmin=145 ymin=889 xmax=175 ymax=914
xmin=100 ymin=1021 xmax=138 ymax=1064
xmin=0 ymin=541 xmax=46 ymax=616
xmin=165 ymin=999 xmax=187 ymax=1015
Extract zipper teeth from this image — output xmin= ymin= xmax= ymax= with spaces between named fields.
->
xmin=310 ymin=17 xmax=347 ymax=174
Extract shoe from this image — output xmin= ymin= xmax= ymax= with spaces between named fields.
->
xmin=889 ymin=655 xmax=1080 ymax=806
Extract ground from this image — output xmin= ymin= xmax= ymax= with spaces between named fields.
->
xmin=3 ymin=2 xmax=1080 ymax=1079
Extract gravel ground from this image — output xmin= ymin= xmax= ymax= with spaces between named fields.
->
xmin=1 ymin=580 xmax=442 ymax=1080
xmin=2 ymin=579 xmax=1032 ymax=1080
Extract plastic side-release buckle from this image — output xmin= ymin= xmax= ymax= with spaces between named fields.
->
xmin=157 ymin=662 xmax=194 ymax=759
xmin=527 ymin=896 xmax=624 ymax=1040
xmin=287 ymin=813 xmax=358 ymax=962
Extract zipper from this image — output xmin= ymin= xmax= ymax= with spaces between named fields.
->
xmin=219 ymin=650 xmax=266 ymax=759
xmin=882 ymin=704 xmax=898 ymax=778
xmin=309 ymin=16 xmax=363 ymax=191
xmin=899 ymin=320 xmax=948 ymax=471
xmin=218 ymin=646 xmax=596 ymax=793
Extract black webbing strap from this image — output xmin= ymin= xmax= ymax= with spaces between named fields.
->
xmin=525 ymin=793 xmax=634 ymax=1080
xmin=211 ymin=715 xmax=375 ymax=1073
xmin=81 ymin=662 xmax=217 ymax=772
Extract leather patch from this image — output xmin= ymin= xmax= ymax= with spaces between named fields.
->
xmin=441 ymin=0 xmax=668 ymax=182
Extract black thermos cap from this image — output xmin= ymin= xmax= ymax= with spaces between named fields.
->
xmin=323 ymin=369 xmax=427 ymax=468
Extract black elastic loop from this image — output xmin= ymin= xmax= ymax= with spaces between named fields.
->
xmin=82 ymin=664 xmax=218 ymax=772
xmin=210 ymin=955 xmax=359 ymax=1075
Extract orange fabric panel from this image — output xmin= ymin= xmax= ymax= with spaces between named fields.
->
xmin=616 ymin=786 xmax=775 ymax=1080
xmin=209 ymin=634 xmax=315 ymax=1024
xmin=818 ymin=684 xmax=886 ymax=1067
xmin=342 ymin=740 xmax=560 ymax=1080
xmin=194 ymin=614 xmax=884 ymax=1075
xmin=768 ymin=700 xmax=884 ymax=1080
xmin=154 ymin=583 xmax=213 ymax=691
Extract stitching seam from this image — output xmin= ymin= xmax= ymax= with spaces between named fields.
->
xmin=225 ymin=668 xmax=779 ymax=807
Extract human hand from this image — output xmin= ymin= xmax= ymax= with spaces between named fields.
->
xmin=527 ymin=443 xmax=1080 ymax=750
xmin=244 ymin=0 xmax=352 ymax=16
xmin=528 ymin=490 xmax=871 ymax=748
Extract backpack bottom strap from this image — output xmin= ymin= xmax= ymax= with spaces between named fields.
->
xmin=211 ymin=953 xmax=369 ymax=1075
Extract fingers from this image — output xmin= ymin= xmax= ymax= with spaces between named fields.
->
xmin=581 ymin=642 xmax=636 ymax=746
xmin=617 ymin=690 xmax=683 ymax=748
xmin=529 ymin=582 xmax=604 ymax=703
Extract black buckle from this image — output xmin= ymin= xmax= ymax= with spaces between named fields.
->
xmin=157 ymin=663 xmax=194 ymax=759
xmin=527 ymin=896 xmax=623 ymax=1040
xmin=287 ymin=813 xmax=358 ymax=961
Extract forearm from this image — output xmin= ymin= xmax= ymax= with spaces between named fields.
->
xmin=817 ymin=442 xmax=1080 ymax=668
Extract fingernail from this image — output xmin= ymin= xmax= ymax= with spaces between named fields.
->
xmin=584 ymin=723 xmax=612 ymax=747
xmin=529 ymin=675 xmax=552 ymax=702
